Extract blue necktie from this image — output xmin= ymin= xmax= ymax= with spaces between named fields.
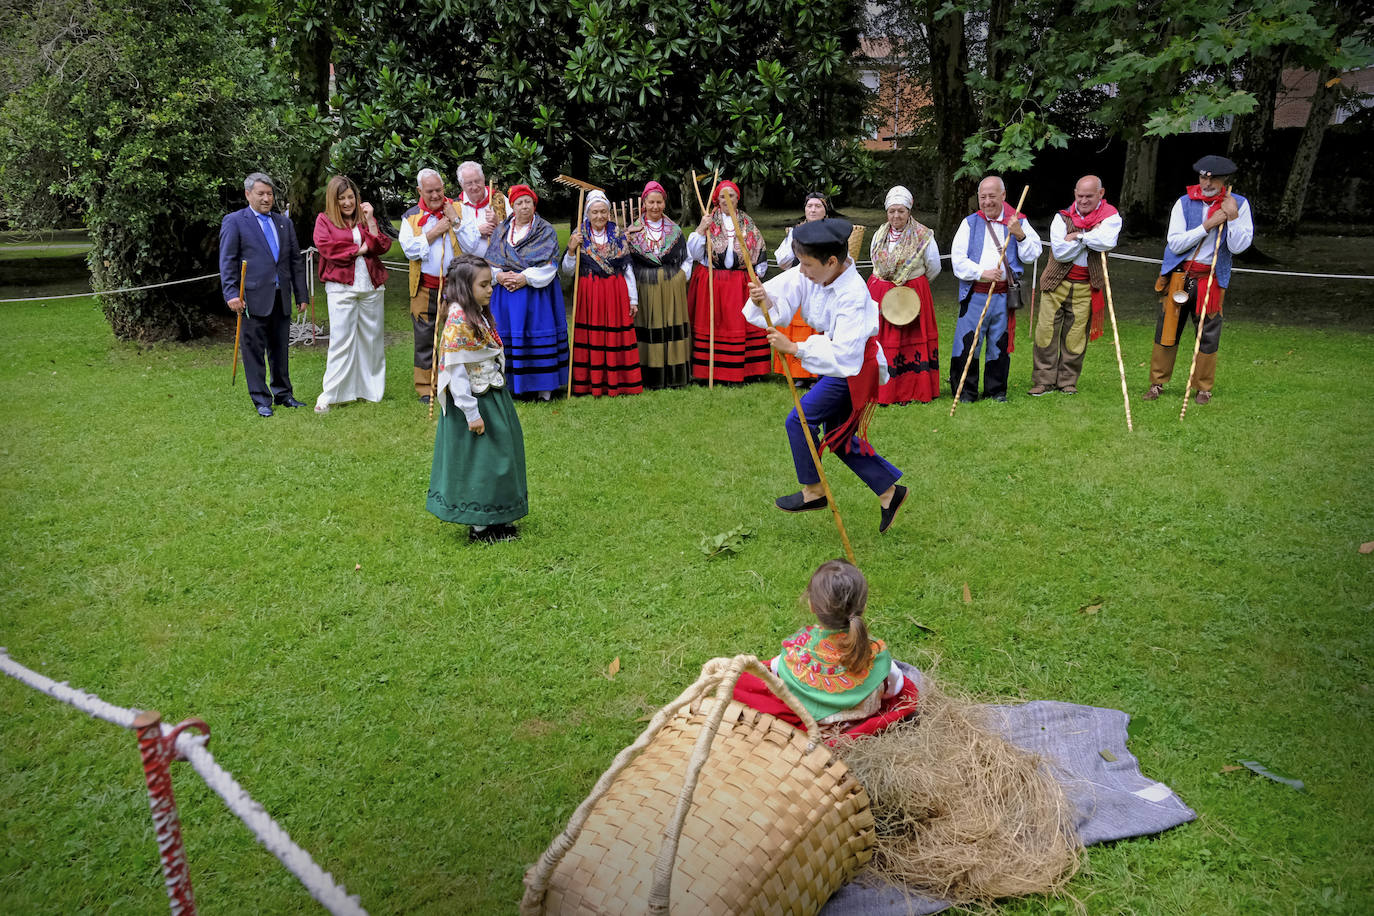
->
xmin=256 ymin=212 xmax=280 ymax=262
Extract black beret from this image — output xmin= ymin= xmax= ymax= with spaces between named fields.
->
xmin=794 ymin=217 xmax=853 ymax=247
xmin=1193 ymin=155 xmax=1237 ymax=178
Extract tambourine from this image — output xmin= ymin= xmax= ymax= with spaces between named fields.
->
xmin=880 ymin=285 xmax=920 ymax=326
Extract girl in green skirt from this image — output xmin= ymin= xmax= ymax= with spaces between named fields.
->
xmin=427 ymin=254 xmax=529 ymax=541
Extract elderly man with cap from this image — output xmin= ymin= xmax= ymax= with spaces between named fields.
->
xmin=744 ymin=218 xmax=908 ymax=535
xmin=400 ymin=168 xmax=478 ymax=403
xmin=1144 ymin=155 xmax=1253 ymax=404
xmin=1030 ymin=175 xmax=1122 ymax=396
xmin=949 ymin=176 xmax=1042 ymax=402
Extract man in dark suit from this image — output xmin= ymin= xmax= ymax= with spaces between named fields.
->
xmin=219 ymin=172 xmax=311 ymax=417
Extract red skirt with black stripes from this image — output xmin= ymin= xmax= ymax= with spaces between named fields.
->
xmin=687 ymin=266 xmax=772 ymax=383
xmin=571 ymin=273 xmax=643 ymax=397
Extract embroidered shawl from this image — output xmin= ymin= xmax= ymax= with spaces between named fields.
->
xmin=705 ymin=207 xmax=765 ymax=267
xmin=627 ymin=216 xmax=685 ymax=268
xmin=778 ymin=624 xmax=893 ymax=722
xmin=870 ymin=220 xmax=934 ymax=285
xmin=577 ymin=219 xmax=630 ymax=277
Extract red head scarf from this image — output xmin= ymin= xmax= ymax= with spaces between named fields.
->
xmin=641 ymin=180 xmax=667 ymax=201
xmin=710 ymin=180 xmax=741 ymax=208
xmin=507 ymin=184 xmax=538 ymax=208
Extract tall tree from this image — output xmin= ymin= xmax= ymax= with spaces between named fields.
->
xmin=0 ymin=0 xmax=292 ymax=340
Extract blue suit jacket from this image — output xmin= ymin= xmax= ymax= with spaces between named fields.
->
xmin=219 ymin=206 xmax=309 ymax=317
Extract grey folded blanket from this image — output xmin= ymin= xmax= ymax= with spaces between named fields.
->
xmin=822 ymin=665 xmax=1196 ymax=915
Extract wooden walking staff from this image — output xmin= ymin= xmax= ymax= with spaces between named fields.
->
xmin=1180 ymin=228 xmax=1223 ymax=421
xmin=1097 ymin=252 xmax=1133 ymax=432
xmin=429 ymin=291 xmax=446 ymax=422
xmin=553 ymin=175 xmax=603 ymax=398
xmin=1026 ymin=256 xmax=1039 ymax=382
xmin=231 ymin=260 xmax=245 ymax=385
xmin=690 ymin=169 xmax=721 ymax=386
xmin=951 ymin=184 xmax=1030 ymax=416
xmin=721 ymin=195 xmax=857 ymax=565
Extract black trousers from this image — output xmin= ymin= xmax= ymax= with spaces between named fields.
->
xmin=240 ymin=291 xmax=293 ymax=409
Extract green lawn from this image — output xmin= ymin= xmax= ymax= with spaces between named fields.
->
xmin=1 ymin=240 xmax=1372 ymax=914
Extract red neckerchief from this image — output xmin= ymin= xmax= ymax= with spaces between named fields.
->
xmin=1060 ymin=198 xmax=1118 ymax=231
xmin=416 ymin=198 xmax=453 ymax=227
xmin=463 ymin=188 xmax=491 ymax=212
xmin=1186 ymin=185 xmax=1226 ymax=219
xmin=980 ymin=201 xmax=1025 ymax=227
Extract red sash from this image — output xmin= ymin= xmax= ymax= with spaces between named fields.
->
xmin=823 ymin=337 xmax=880 ymax=457
xmin=1184 ymin=260 xmax=1225 ymax=316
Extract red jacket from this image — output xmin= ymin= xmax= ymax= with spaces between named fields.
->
xmin=313 ymin=213 xmax=392 ymax=288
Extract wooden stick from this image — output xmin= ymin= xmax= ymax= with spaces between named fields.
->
xmin=231 ymin=260 xmax=245 ymax=385
xmin=951 ymin=185 xmax=1030 ymax=416
xmin=429 ymin=291 xmax=445 ymax=421
xmin=565 ymin=188 xmax=587 ymax=399
xmin=690 ymin=169 xmax=715 ymax=388
xmin=1098 ymin=252 xmax=1133 ymax=432
xmin=721 ymin=195 xmax=857 ymax=566
xmin=1179 ymin=229 xmax=1222 ymax=421
xmin=1026 ymin=255 xmax=1039 ymax=383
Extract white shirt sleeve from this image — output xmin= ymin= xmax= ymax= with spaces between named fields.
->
xmin=455 ymin=213 xmax=482 ymax=255
xmin=624 ymin=264 xmax=638 ymax=306
xmin=522 ymin=260 xmax=558 ymax=288
xmin=559 ymin=250 xmax=577 ymax=277
xmin=950 ymin=220 xmax=979 ymax=282
xmin=774 ymin=230 xmax=795 ymax=269
xmin=439 ymin=362 xmax=480 ymax=423
xmin=1224 ymin=200 xmax=1254 ymax=255
xmin=1015 ymin=219 xmax=1043 ymax=264
xmin=1084 ymin=213 xmax=1122 ymax=252
xmin=686 ymin=231 xmax=707 ymax=264
xmin=1050 ymin=213 xmax=1083 ymax=263
xmin=680 ymin=260 xmax=693 ymax=281
xmin=399 ymin=217 xmax=427 ymax=261
xmin=743 ymin=267 xmax=801 ymax=329
xmin=923 ymin=237 xmax=942 ymax=281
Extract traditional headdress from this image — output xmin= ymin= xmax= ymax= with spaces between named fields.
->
xmin=710 ymin=180 xmax=741 ymax=208
xmin=885 ymin=186 xmax=914 ymax=210
xmin=641 ymin=180 xmax=667 ymax=200
xmin=507 ymin=184 xmax=538 ymax=207
xmin=585 ymin=189 xmax=610 ymax=209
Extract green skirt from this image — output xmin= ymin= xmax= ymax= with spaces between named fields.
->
xmin=426 ymin=385 xmax=528 ymax=525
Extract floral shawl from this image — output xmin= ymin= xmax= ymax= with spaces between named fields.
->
xmin=870 ymin=220 xmax=934 ymax=285
xmin=576 ymin=219 xmax=630 ymax=278
xmin=704 ymin=207 xmax=765 ymax=267
xmin=627 ymin=216 xmax=685 ymax=268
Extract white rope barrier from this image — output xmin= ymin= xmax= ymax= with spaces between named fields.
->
xmin=1106 ymin=251 xmax=1373 ymax=280
xmin=0 ymin=648 xmax=368 ymax=916
xmin=0 ymin=273 xmax=219 ymax=303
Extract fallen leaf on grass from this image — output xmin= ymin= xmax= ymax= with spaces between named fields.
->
xmin=1359 ymin=541 xmax=1374 ymax=554
xmin=604 ymin=657 xmax=621 ymax=680
xmin=906 ymin=616 xmax=937 ymax=635
xmin=635 ymin=713 xmax=653 ymax=722
xmin=699 ymin=526 xmax=753 ymax=559
xmin=354 ymin=563 xmax=361 ymax=571
xmin=1220 ymin=765 xmax=1244 ymax=773
xmin=962 ymin=583 xmax=972 ymax=604
xmin=1238 ymin=759 xmax=1306 ymax=791
xmin=1079 ymin=602 xmax=1103 ymax=615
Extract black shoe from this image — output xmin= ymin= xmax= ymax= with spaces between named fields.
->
xmin=470 ymin=524 xmax=518 ymax=542
xmin=775 ymin=491 xmax=828 ymax=512
xmin=992 ymin=394 xmax=1008 ymax=402
xmin=958 ymin=392 xmax=977 ymax=404
xmin=256 ymin=405 xmax=274 ymax=418
xmin=275 ymin=396 xmax=305 ymax=408
xmin=879 ymin=485 xmax=908 ymax=534
xmin=419 ymin=394 xmax=432 ymax=405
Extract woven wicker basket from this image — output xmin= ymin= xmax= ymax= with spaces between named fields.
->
xmin=521 ymin=655 xmax=875 ymax=915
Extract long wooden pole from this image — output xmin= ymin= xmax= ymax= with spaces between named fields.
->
xmin=951 ymin=185 xmax=1030 ymax=416
xmin=721 ymin=195 xmax=857 ymax=566
xmin=429 ymin=291 xmax=446 ymax=421
xmin=231 ymin=260 xmax=245 ymax=385
xmin=565 ymin=188 xmax=587 ymax=399
xmin=1026 ymin=255 xmax=1039 ymax=383
xmin=1179 ymin=228 xmax=1222 ymax=421
xmin=1098 ymin=252 xmax=1133 ymax=432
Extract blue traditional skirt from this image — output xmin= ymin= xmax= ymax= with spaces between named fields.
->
xmin=490 ymin=283 xmax=569 ymax=395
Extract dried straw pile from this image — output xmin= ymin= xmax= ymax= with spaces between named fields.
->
xmin=832 ymin=673 xmax=1082 ymax=905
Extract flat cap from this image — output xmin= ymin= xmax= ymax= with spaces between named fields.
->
xmin=1193 ymin=155 xmax=1237 ymax=178
xmin=794 ymin=217 xmax=854 ymax=247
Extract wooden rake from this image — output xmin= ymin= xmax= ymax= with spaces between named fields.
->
xmin=720 ymin=194 xmax=857 ymax=566
xmin=553 ymin=175 xmax=604 ymax=399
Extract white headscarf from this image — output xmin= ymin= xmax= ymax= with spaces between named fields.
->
xmin=585 ymin=190 xmax=610 ymax=209
xmin=885 ymin=186 xmax=914 ymax=210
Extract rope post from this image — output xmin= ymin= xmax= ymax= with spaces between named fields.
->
xmin=133 ymin=710 xmax=197 ymax=916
